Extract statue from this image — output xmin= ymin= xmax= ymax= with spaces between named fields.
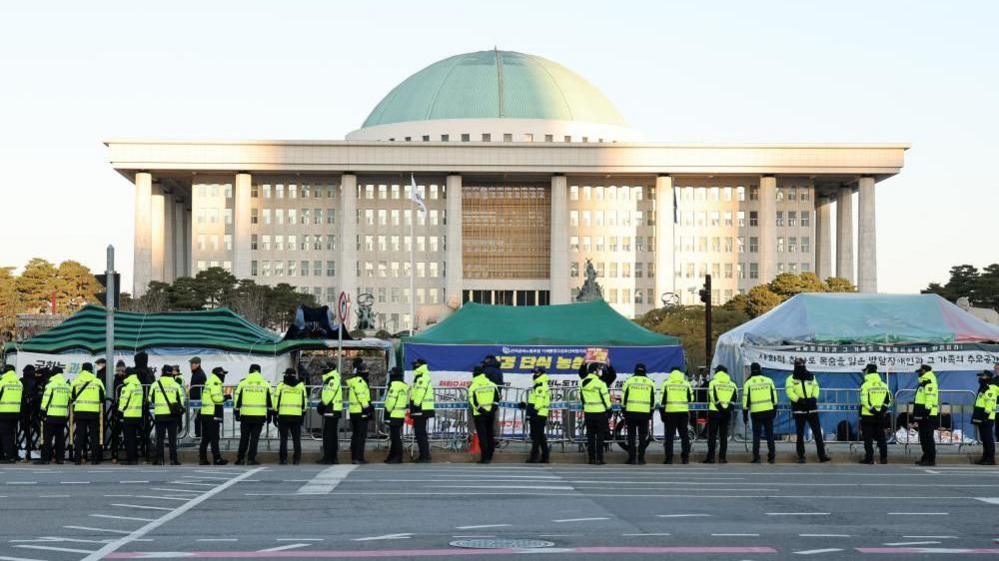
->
xmin=355 ymin=292 xmax=376 ymax=330
xmin=956 ymin=296 xmax=999 ymax=325
xmin=575 ymin=259 xmax=604 ymax=302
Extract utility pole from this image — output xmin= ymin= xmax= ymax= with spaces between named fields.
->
xmin=699 ymin=274 xmax=713 ymax=367
xmin=104 ymin=245 xmax=116 ymax=393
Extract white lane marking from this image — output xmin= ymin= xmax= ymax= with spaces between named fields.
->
xmin=0 ymin=555 xmax=50 ymax=561
xmin=130 ymin=495 xmax=191 ymax=501
xmin=888 ymin=512 xmax=948 ymax=515
xmin=795 ymin=549 xmax=843 ymax=555
xmin=903 ymin=535 xmax=957 ymax=539
xmin=150 ymin=488 xmax=202 ymax=494
xmin=258 ymin=544 xmax=309 ymax=552
xmin=924 ymin=470 xmax=941 ymax=474
xmin=6 ymin=482 xmax=37 ymax=485
xmin=15 ymin=545 xmax=94 ymax=554
xmin=431 ymin=485 xmax=575 ymax=490
xmin=59 ymin=481 xmax=90 ymax=485
xmin=767 ymin=512 xmax=829 ymax=516
xmin=64 ymin=526 xmax=131 ymax=535
xmin=800 ymin=534 xmax=851 ymax=537
xmin=552 ymin=517 xmax=610 ymax=523
xmin=283 ymin=480 xmax=309 ymax=483
xmin=711 ymin=533 xmax=760 ymax=537
xmin=182 ymin=475 xmax=231 ymax=480
xmin=119 ymin=481 xmax=150 ymax=484
xmin=296 ymin=465 xmax=357 ymax=494
xmin=352 ymin=534 xmax=413 ymax=541
xmin=884 ymin=541 xmax=942 ymax=546
xmin=453 ymin=535 xmax=495 ymax=538
xmin=90 ymin=514 xmax=154 ymax=522
xmin=657 ymin=514 xmax=711 ymax=518
xmin=35 ymin=537 xmax=111 ymax=544
xmin=169 ymin=481 xmax=214 ymax=486
xmin=196 ymin=539 xmax=238 ymax=542
xmin=111 ymin=503 xmax=173 ymax=511
xmin=456 ymin=524 xmax=512 ymax=530
xmin=623 ymin=533 xmax=671 ymax=536
xmin=276 ymin=539 xmax=324 ymax=542
xmin=80 ymin=467 xmax=264 ymax=561
xmin=975 ymin=497 xmax=999 ymax=504
xmin=39 ymin=494 xmax=71 ymax=498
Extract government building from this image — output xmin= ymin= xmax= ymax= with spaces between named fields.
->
xmin=107 ymin=50 xmax=907 ymax=332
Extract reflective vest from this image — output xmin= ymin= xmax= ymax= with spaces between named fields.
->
xmin=0 ymin=370 xmax=23 ymax=416
xmin=71 ymin=370 xmax=105 ymax=414
xmin=200 ymin=373 xmax=225 ymax=417
xmin=660 ymin=370 xmax=693 ymax=413
xmin=41 ymin=373 xmax=70 ymax=419
xmin=273 ymin=381 xmax=307 ymax=418
xmin=235 ymin=372 xmax=270 ymax=419
xmin=411 ymin=365 xmax=435 ymax=413
xmin=785 ymin=375 xmax=820 ymax=400
xmin=708 ymin=371 xmax=737 ymax=412
xmin=384 ymin=380 xmax=409 ymax=419
xmin=321 ymin=370 xmax=343 ymax=413
xmin=974 ymin=383 xmax=999 ymax=422
xmin=579 ymin=373 xmax=610 ymax=414
xmin=527 ymin=374 xmax=551 ymax=417
xmin=347 ymin=375 xmax=371 ymax=414
xmin=742 ymin=374 xmax=777 ymax=413
xmin=860 ymin=372 xmax=891 ymax=417
xmin=914 ymin=371 xmax=939 ymax=417
xmin=621 ymin=374 xmax=654 ymax=414
xmin=117 ymin=375 xmax=145 ymax=420
xmin=150 ymin=376 xmax=184 ymax=418
xmin=468 ymin=373 xmax=499 ymax=415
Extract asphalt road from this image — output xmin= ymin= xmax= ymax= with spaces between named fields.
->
xmin=0 ymin=462 xmax=997 ymax=560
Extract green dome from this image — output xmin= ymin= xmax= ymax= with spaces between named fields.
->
xmin=361 ymin=50 xmax=628 ymax=128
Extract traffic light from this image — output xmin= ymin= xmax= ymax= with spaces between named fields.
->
xmin=95 ymin=273 xmax=121 ymax=309
xmin=699 ymin=275 xmax=712 ymax=305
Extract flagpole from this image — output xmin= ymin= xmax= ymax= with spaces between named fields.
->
xmin=410 ymin=193 xmax=416 ymax=335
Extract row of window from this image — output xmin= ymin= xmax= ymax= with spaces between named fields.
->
xmin=249 ymin=208 xmax=336 ymax=226
xmin=572 ymin=287 xmax=656 ymax=306
xmin=569 ymin=210 xmax=653 ymax=228
xmin=361 ymin=286 xmax=443 ymax=306
xmin=359 ymin=183 xmax=444 ymax=201
xmin=569 ymin=185 xmax=652 ymax=201
xmin=677 ymin=210 xmax=812 ymax=228
xmin=359 ymin=208 xmax=444 ymax=227
xmin=250 ymin=234 xmax=335 ymax=252
xmin=569 ymin=236 xmax=656 ymax=253
xmin=359 ymin=235 xmax=443 ymax=253
xmin=674 ymin=186 xmax=811 ymax=202
xmin=386 ymin=133 xmax=607 ymax=143
xmin=570 ymin=261 xmax=656 ymax=279
xmin=359 ymin=261 xmax=445 ymax=279
xmin=250 ymin=260 xmax=336 ymax=278
xmin=250 ymin=184 xmax=338 ymax=200
xmin=674 ymin=236 xmax=812 ymax=254
xmin=676 ymin=261 xmax=812 ymax=280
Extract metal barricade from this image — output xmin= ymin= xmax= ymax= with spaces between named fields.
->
xmin=892 ymin=388 xmax=978 ymax=453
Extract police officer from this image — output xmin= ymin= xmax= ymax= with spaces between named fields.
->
xmin=0 ymin=364 xmax=23 ymax=463
xmin=383 ymin=367 xmax=409 ymax=464
xmin=317 ymin=362 xmax=342 ymax=465
xmin=199 ymin=367 xmax=229 ymax=465
xmin=410 ymin=359 xmax=435 ymax=463
xmin=19 ymin=365 xmax=41 ymax=462
xmin=621 ymin=363 xmax=654 ymax=465
xmin=71 ymin=362 xmax=106 ymax=465
xmin=785 ymin=359 xmax=831 ymax=464
xmin=36 ymin=367 xmax=69 ymax=464
xmin=660 ymin=366 xmax=693 ymax=464
xmin=859 ymin=364 xmax=892 ymax=465
xmin=703 ymin=365 xmax=737 ymax=464
xmin=273 ymin=367 xmax=308 ymax=465
xmin=523 ymin=366 xmax=551 ymax=464
xmin=742 ymin=362 xmax=777 ymax=464
xmin=347 ymin=365 xmax=372 ymax=465
xmin=117 ymin=367 xmax=144 ymax=465
xmin=579 ymin=363 xmax=611 ymax=465
xmin=973 ymin=370 xmax=998 ymax=465
xmin=912 ymin=364 xmax=939 ymax=466
xmin=188 ymin=357 xmax=207 ymax=439
xmin=108 ymin=361 xmax=127 ymax=463
xmin=234 ymin=364 xmax=271 ymax=466
xmin=469 ymin=365 xmax=500 ymax=464
xmin=150 ymin=365 xmax=184 ymax=465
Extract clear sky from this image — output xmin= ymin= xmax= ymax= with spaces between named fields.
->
xmin=1 ymin=1 xmax=996 ymax=294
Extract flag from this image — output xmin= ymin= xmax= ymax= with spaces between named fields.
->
xmin=672 ymin=186 xmax=679 ymax=224
xmin=409 ymin=174 xmax=427 ymax=214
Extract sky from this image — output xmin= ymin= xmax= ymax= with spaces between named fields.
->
xmin=0 ymin=1 xmax=996 ymax=294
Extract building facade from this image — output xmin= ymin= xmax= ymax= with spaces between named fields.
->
xmin=108 ymin=50 xmax=905 ymax=331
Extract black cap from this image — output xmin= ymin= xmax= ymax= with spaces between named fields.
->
xmin=82 ymin=362 xmax=94 ymax=372
xmin=125 ymin=367 xmax=135 ymax=375
xmin=979 ymin=370 xmax=993 ymax=379
xmin=189 ymin=356 xmax=201 ymax=364
xmin=51 ymin=366 xmax=63 ymax=375
xmin=23 ymin=365 xmax=35 ymax=375
xmin=95 ymin=358 xmax=107 ymax=366
xmin=116 ymin=360 xmax=126 ymax=368
xmin=750 ymin=362 xmax=762 ymax=375
xmin=533 ymin=366 xmax=547 ymax=374
xmin=916 ymin=364 xmax=931 ymax=373
xmin=161 ymin=365 xmax=173 ymax=375
xmin=249 ymin=364 xmax=261 ymax=373
xmin=2 ymin=364 xmax=14 ymax=373
xmin=865 ymin=364 xmax=879 ymax=374
xmin=283 ymin=367 xmax=297 ymax=376
xmin=714 ymin=364 xmax=728 ymax=373
xmin=212 ymin=366 xmax=228 ymax=376
xmin=793 ymin=357 xmax=806 ymax=367
xmin=634 ymin=363 xmax=647 ymax=375
xmin=473 ymin=365 xmax=484 ymax=375
xmin=413 ymin=358 xmax=427 ymax=367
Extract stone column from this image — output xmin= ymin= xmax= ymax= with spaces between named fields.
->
xmin=446 ymin=174 xmax=463 ymax=304
xmin=836 ymin=186 xmax=855 ymax=283
xmin=815 ymin=196 xmax=833 ymax=280
xmin=549 ymin=174 xmax=570 ymax=304
xmin=339 ymin=174 xmax=358 ymax=303
xmin=758 ymin=175 xmax=778 ymax=282
xmin=133 ymin=172 xmax=153 ymax=296
xmin=174 ymin=196 xmax=187 ymax=278
xmin=857 ymin=176 xmax=877 ymax=293
xmin=654 ymin=174 xmax=675 ymax=304
xmin=150 ymin=183 xmax=166 ymax=283
xmin=233 ymin=173 xmax=252 ymax=279
xmin=163 ymin=191 xmax=176 ymax=282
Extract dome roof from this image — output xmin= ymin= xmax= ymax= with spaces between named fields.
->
xmin=360 ymin=50 xmax=628 ymax=129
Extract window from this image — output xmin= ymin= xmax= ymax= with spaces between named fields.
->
xmin=274 ymin=260 xmax=284 ymax=276
xmin=737 ymin=186 xmax=746 ymax=201
xmin=461 ymin=133 xmax=470 ymax=142
xmin=274 ymin=235 xmax=283 ymax=251
xmin=250 ymin=234 xmax=258 ymax=250
xmin=737 ymin=263 xmax=744 ymax=279
xmin=724 ymin=237 xmax=733 ymax=252
xmin=777 ymin=237 xmax=785 ymax=253
xmin=261 ymin=235 xmax=271 ymax=251
xmin=262 ymin=209 xmax=271 ymax=225
xmin=251 ymin=185 xmax=259 ymax=198
xmin=777 ymin=188 xmax=784 ymax=201
xmin=262 ymin=260 xmax=271 ymax=277
xmin=749 ymin=211 xmax=758 ymax=227
xmin=787 ymin=187 xmax=797 ymax=201
xmin=749 ymin=237 xmax=759 ymax=253
xmin=287 ymin=234 xmax=297 ymax=251
xmin=635 ymin=262 xmax=644 ymax=278
xmin=482 ymin=133 xmax=491 ymax=141
xmin=275 ymin=209 xmax=284 ymax=225
xmin=224 ymin=234 xmax=232 ymax=251
xmin=802 ymin=262 xmax=811 ymax=272
xmin=503 ymin=133 xmax=513 ymax=142
xmin=710 ymin=211 xmax=720 ymax=226
xmin=788 ymin=237 xmax=797 ymax=253
xmin=263 ymin=184 xmax=272 ymax=199
xmin=327 ymin=261 xmax=336 ymax=277
xmin=288 ymin=260 xmax=296 ymax=276
xmin=750 ymin=187 xmax=759 ymax=201
xmin=276 ymin=184 xmax=284 ymax=199
xmin=545 ymin=134 xmax=553 ymax=142
xmin=196 ymin=234 xmax=205 ymax=251
xmin=738 ymin=211 xmax=746 ymax=227
xmin=288 ymin=185 xmax=297 ymax=199
xmin=250 ymin=260 xmax=258 ymax=276
xmin=224 ymin=209 xmax=233 ymax=225
xmin=327 ymin=209 xmax=335 ymax=225
xmin=788 ymin=211 xmax=797 ymax=227
xmin=570 ymin=185 xmax=579 ymax=200
xmin=440 ymin=134 xmax=449 ymax=142
xmin=801 ymin=211 xmax=811 ymax=227
xmin=314 ymin=208 xmax=323 ymax=225
xmin=724 ymin=211 xmax=733 ymax=226
xmin=801 ymin=237 xmax=811 ymax=253
xmin=750 ymin=262 xmax=759 ymax=279
xmin=737 ymin=236 xmax=745 ymax=253
xmin=725 ymin=263 xmax=733 ymax=279
xmin=778 ymin=262 xmax=786 ymax=273
xmin=776 ymin=211 xmax=784 ymax=227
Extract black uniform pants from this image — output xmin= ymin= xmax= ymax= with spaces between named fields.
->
xmin=861 ymin=417 xmax=888 ymax=462
xmin=529 ymin=415 xmax=549 ymax=461
xmin=349 ymin=415 xmax=368 ymax=462
xmin=321 ymin=414 xmax=340 ymax=462
xmin=412 ymin=415 xmax=431 ymax=461
xmin=237 ymin=420 xmax=264 ymax=462
xmin=917 ymin=417 xmax=937 ymax=463
xmin=108 ymin=414 xmax=122 ymax=461
xmin=751 ymin=411 xmax=776 ymax=461
xmin=474 ymin=411 xmax=496 ymax=463
xmin=980 ymin=420 xmax=996 ymax=462
xmin=664 ymin=412 xmax=691 ymax=461
xmin=74 ymin=417 xmax=101 ymax=463
xmin=278 ymin=419 xmax=302 ymax=463
xmin=624 ymin=412 xmax=649 ymax=462
xmin=42 ymin=420 xmax=67 ymax=462
xmin=0 ymin=419 xmax=16 ymax=461
xmin=193 ymin=412 xmax=202 ymax=438
xmin=123 ymin=420 xmax=140 ymax=464
xmin=199 ymin=416 xmax=222 ymax=462
xmin=706 ymin=410 xmax=731 ymax=461
xmin=20 ymin=412 xmax=36 ymax=456
xmin=583 ymin=412 xmax=607 ymax=463
xmin=154 ymin=419 xmax=178 ymax=463
xmin=386 ymin=422 xmax=403 ymax=462
xmin=794 ymin=412 xmax=827 ymax=459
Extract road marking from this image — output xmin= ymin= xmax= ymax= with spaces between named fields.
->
xmin=39 ymin=494 xmax=71 ymax=498
xmin=131 ymin=495 xmax=192 ymax=501
xmin=170 ymin=481 xmax=215 ymax=486
xmin=59 ymin=481 xmax=90 ymax=485
xmin=903 ymin=535 xmax=956 ymax=539
xmin=296 ymin=465 xmax=357 ymax=494
xmin=352 ymin=533 xmax=413 ymax=541
xmin=456 ymin=524 xmax=511 ymax=529
xmin=119 ymin=481 xmax=150 ymax=484
xmin=767 ymin=512 xmax=829 ymax=516
xmin=36 ymin=537 xmax=111 ymax=544
xmin=197 ymin=539 xmax=238 ymax=542
xmin=80 ymin=467 xmax=264 ymax=561
xmin=975 ymin=497 xmax=999 ymax=505
xmin=888 ymin=512 xmax=948 ymax=515
xmin=111 ymin=503 xmax=173 ymax=511
xmin=657 ymin=514 xmax=711 ymax=518
xmin=15 ymin=545 xmax=94 ymax=554
xmin=884 ymin=541 xmax=942 ymax=546
xmin=795 ymin=549 xmax=843 ymax=555
xmin=150 ymin=488 xmax=202 ymax=494
xmin=105 ymin=546 xmax=781 ymax=558
xmin=431 ymin=485 xmax=575 ymax=490
xmin=257 ymin=544 xmax=310 ymax=552
xmin=183 ymin=475 xmax=231 ymax=480
xmin=0 ymin=555 xmax=50 ymax=561
xmin=712 ymin=533 xmax=760 ymax=537
xmin=276 ymin=539 xmax=324 ymax=542
xmin=553 ymin=517 xmax=610 ymax=523
xmin=453 ymin=535 xmax=496 ymax=538
xmin=6 ymin=482 xmax=37 ymax=485
xmin=65 ymin=526 xmax=131 ymax=535
xmin=283 ymin=479 xmax=309 ymax=483
xmin=90 ymin=514 xmax=155 ymax=522
xmin=800 ymin=534 xmax=851 ymax=538
xmin=623 ymin=533 xmax=671 ymax=536
xmin=858 ymin=547 xmax=999 ymax=554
